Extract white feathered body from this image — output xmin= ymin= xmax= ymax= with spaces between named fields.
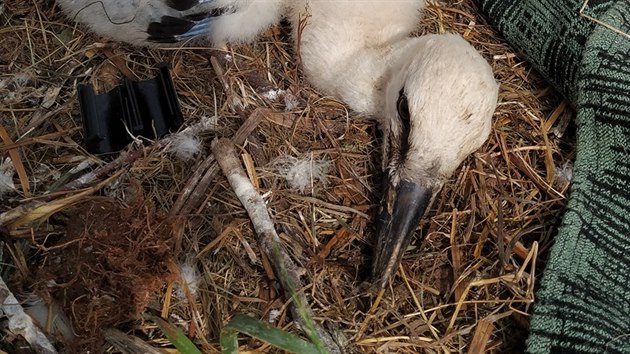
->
xmin=57 ymin=0 xmax=424 ymax=112
xmin=57 ymin=0 xmax=500 ymax=288
xmin=287 ymin=1 xmax=425 ymax=113
xmin=57 ymin=0 xmax=498 ymax=189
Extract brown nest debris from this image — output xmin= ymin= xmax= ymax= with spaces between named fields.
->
xmin=33 ymin=196 xmax=178 ymax=351
xmin=0 ymin=0 xmax=575 ymax=352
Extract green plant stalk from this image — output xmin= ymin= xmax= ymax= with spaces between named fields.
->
xmin=270 ymin=244 xmax=329 ymax=354
xmin=147 ymin=314 xmax=202 ymax=354
xmin=221 ymin=314 xmax=321 ymax=354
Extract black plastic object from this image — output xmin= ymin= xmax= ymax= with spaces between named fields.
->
xmin=78 ymin=62 xmax=184 ymax=154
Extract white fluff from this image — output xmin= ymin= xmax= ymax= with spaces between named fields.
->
xmin=555 ymin=161 xmax=573 ymax=186
xmin=261 ymin=89 xmax=285 ymax=101
xmin=284 ymin=92 xmax=301 ymax=111
xmin=0 ymin=158 xmax=16 ymax=198
xmin=271 ymin=155 xmax=330 ymax=194
xmin=169 ymin=115 xmax=221 ymax=160
xmin=169 ymin=133 xmax=203 ymax=161
xmin=175 ymin=261 xmax=201 ymax=301
xmin=0 ymin=71 xmax=35 ymax=105
xmin=268 ymin=309 xmax=281 ymax=323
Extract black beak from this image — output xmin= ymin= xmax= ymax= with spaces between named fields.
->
xmin=372 ymin=178 xmax=433 ymax=288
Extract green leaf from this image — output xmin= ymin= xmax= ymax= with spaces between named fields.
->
xmin=146 ymin=314 xmax=202 ymax=354
xmin=268 ymin=244 xmax=328 ymax=353
xmin=221 ymin=314 xmax=321 ymax=354
xmin=220 ymin=327 xmax=239 ymax=354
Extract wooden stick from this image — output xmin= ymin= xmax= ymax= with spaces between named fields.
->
xmin=450 ymin=209 xmax=466 ymax=310
xmin=171 ymin=108 xmax=267 ymax=216
xmin=468 ymin=319 xmax=494 ymax=354
xmin=103 ymin=328 xmax=163 ymax=354
xmin=211 ymin=138 xmax=341 ymax=354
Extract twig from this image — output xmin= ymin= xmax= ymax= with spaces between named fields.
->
xmin=450 ymin=209 xmax=466 ymax=309
xmin=62 ymin=148 xmax=152 ymax=192
xmin=103 ymin=328 xmax=163 ymax=354
xmin=0 ymin=125 xmax=31 ymax=197
xmin=171 ymin=108 xmax=267 ymax=216
xmin=354 ymin=288 xmax=385 ymax=340
xmin=211 ymin=138 xmax=341 ymax=354
xmin=208 ymin=50 xmax=277 ymax=94
xmin=285 ymin=193 xmax=370 ymax=219
xmin=0 ymin=172 xmax=122 ymax=229
xmin=467 ymin=319 xmax=494 ymax=354
xmin=0 ymin=275 xmax=57 ymax=353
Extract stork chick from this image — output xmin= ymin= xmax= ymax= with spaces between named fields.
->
xmin=57 ymin=0 xmax=499 ymax=288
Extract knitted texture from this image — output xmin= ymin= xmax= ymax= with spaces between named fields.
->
xmin=475 ymin=1 xmax=630 ymax=353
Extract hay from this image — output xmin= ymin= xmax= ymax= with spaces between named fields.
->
xmin=0 ymin=0 xmax=573 ymax=352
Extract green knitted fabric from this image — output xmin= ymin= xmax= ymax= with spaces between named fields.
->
xmin=474 ymin=1 xmax=630 ymax=353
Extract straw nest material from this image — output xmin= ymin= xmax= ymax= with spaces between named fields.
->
xmin=0 ymin=0 xmax=574 ymax=352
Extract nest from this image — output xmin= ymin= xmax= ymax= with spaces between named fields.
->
xmin=0 ymin=0 xmax=574 ymax=352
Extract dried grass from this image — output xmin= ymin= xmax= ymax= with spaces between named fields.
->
xmin=0 ymin=0 xmax=573 ymax=352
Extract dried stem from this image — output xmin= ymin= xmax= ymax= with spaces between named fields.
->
xmin=171 ymin=108 xmax=267 ymax=216
xmin=211 ymin=138 xmax=341 ymax=354
xmin=0 ymin=275 xmax=57 ymax=354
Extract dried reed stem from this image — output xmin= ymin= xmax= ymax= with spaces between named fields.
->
xmin=211 ymin=138 xmax=341 ymax=354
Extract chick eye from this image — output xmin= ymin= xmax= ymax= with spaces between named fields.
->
xmin=397 ymin=89 xmax=410 ymax=130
